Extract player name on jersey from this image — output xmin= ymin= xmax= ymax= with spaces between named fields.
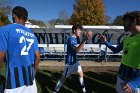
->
xmin=16 ymin=29 xmax=34 ymax=37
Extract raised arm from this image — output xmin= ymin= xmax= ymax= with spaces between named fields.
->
xmin=99 ymin=34 xmax=123 ymax=53
xmin=73 ymin=31 xmax=93 ymax=52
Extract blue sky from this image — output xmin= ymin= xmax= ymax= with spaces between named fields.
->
xmin=10 ymin=0 xmax=140 ymax=22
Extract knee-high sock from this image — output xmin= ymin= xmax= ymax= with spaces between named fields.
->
xmin=79 ymin=77 xmax=86 ymax=93
xmin=55 ymin=80 xmax=62 ymax=92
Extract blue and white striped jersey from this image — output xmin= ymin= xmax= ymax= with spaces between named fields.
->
xmin=65 ymin=36 xmax=78 ymax=65
xmin=0 ymin=23 xmax=39 ymax=89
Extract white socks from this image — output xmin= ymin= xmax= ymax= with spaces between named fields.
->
xmin=55 ymin=77 xmax=86 ymax=92
xmin=79 ymin=77 xmax=86 ymax=93
xmin=55 ymin=80 xmax=62 ymax=92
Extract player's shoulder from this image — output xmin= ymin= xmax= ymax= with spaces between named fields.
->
xmin=4 ymin=23 xmax=17 ymax=28
xmin=123 ymin=34 xmax=132 ymax=40
xmin=68 ymin=36 xmax=75 ymax=41
xmin=0 ymin=24 xmax=13 ymax=33
xmin=14 ymin=23 xmax=33 ymax=33
xmin=0 ymin=24 xmax=11 ymax=29
xmin=19 ymin=24 xmax=33 ymax=33
xmin=67 ymin=36 xmax=72 ymax=42
xmin=0 ymin=23 xmax=20 ymax=31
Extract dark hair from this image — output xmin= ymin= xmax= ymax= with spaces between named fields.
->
xmin=123 ymin=11 xmax=140 ymax=25
xmin=72 ymin=24 xmax=83 ymax=33
xmin=12 ymin=6 xmax=28 ymax=21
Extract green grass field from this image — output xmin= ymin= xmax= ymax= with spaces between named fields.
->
xmin=36 ymin=66 xmax=118 ymax=93
xmin=0 ymin=65 xmax=118 ymax=93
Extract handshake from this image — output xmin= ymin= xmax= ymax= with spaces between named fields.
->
xmin=82 ymin=32 xmax=107 ymax=42
xmin=98 ymin=34 xmax=106 ymax=42
xmin=83 ymin=31 xmax=93 ymax=41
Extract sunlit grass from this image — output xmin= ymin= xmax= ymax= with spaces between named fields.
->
xmin=36 ymin=67 xmax=117 ymax=93
xmin=0 ymin=64 xmax=117 ymax=93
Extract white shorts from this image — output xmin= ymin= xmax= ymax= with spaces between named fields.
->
xmin=62 ymin=62 xmax=82 ymax=77
xmin=4 ymin=80 xmax=37 ymax=93
xmin=116 ymin=76 xmax=140 ymax=93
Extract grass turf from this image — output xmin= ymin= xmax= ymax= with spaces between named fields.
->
xmin=36 ymin=67 xmax=118 ymax=93
xmin=0 ymin=65 xmax=118 ymax=93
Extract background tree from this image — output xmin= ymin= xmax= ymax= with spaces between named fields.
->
xmin=48 ymin=18 xmax=69 ymax=28
xmin=105 ymin=15 xmax=112 ymax=25
xmin=69 ymin=0 xmax=106 ymax=25
xmin=58 ymin=10 xmax=69 ymax=25
xmin=0 ymin=0 xmax=12 ymax=15
xmin=112 ymin=15 xmax=123 ymax=25
xmin=28 ymin=19 xmax=47 ymax=28
xmin=0 ymin=12 xmax=11 ymax=26
xmin=48 ymin=19 xmax=56 ymax=28
xmin=0 ymin=0 xmax=11 ymax=26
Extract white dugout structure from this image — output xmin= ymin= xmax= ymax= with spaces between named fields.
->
xmin=31 ymin=25 xmax=127 ymax=62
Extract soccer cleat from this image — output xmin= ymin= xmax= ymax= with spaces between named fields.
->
xmin=53 ymin=90 xmax=58 ymax=93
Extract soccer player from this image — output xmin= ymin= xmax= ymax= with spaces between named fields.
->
xmin=99 ymin=11 xmax=140 ymax=93
xmin=0 ymin=6 xmax=40 ymax=93
xmin=54 ymin=24 xmax=92 ymax=93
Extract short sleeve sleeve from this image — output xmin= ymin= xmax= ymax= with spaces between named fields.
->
xmin=0 ymin=27 xmax=8 ymax=52
xmin=33 ymin=35 xmax=39 ymax=51
xmin=67 ymin=37 xmax=77 ymax=48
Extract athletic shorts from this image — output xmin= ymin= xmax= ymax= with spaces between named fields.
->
xmin=116 ymin=76 xmax=140 ymax=93
xmin=4 ymin=79 xmax=37 ymax=93
xmin=62 ymin=62 xmax=82 ymax=77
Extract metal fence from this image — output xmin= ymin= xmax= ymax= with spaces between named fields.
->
xmin=31 ymin=26 xmax=129 ymax=62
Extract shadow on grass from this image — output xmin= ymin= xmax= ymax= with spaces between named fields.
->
xmin=36 ymin=69 xmax=117 ymax=93
xmin=84 ymin=71 xmax=117 ymax=93
xmin=36 ymin=70 xmax=74 ymax=93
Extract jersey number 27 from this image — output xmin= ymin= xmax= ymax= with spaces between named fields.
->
xmin=19 ymin=36 xmax=34 ymax=55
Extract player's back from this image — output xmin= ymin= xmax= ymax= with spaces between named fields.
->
xmin=0 ymin=23 xmax=38 ymax=89
xmin=4 ymin=23 xmax=37 ymax=67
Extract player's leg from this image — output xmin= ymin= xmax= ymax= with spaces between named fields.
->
xmin=54 ymin=76 xmax=67 ymax=93
xmin=75 ymin=62 xmax=86 ymax=93
xmin=54 ymin=65 xmax=74 ymax=92
xmin=116 ymin=75 xmax=140 ymax=93
xmin=116 ymin=75 xmax=126 ymax=93
xmin=78 ymin=71 xmax=86 ymax=93
xmin=135 ymin=88 xmax=140 ymax=93
xmin=116 ymin=76 xmax=132 ymax=93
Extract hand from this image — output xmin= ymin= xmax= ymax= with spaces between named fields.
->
xmin=84 ymin=31 xmax=93 ymax=41
xmin=121 ymin=83 xmax=132 ymax=93
xmin=34 ymin=69 xmax=37 ymax=76
xmin=34 ymin=67 xmax=38 ymax=76
xmin=98 ymin=34 xmax=106 ymax=42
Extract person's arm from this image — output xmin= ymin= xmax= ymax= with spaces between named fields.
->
xmin=105 ymin=41 xmax=123 ymax=53
xmin=34 ymin=50 xmax=40 ymax=75
xmin=73 ymin=31 xmax=93 ymax=52
xmin=0 ymin=27 xmax=8 ymax=68
xmin=99 ymin=34 xmax=123 ymax=53
xmin=33 ymin=36 xmax=40 ymax=75
xmin=73 ymin=38 xmax=86 ymax=52
xmin=0 ymin=52 xmax=5 ymax=68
